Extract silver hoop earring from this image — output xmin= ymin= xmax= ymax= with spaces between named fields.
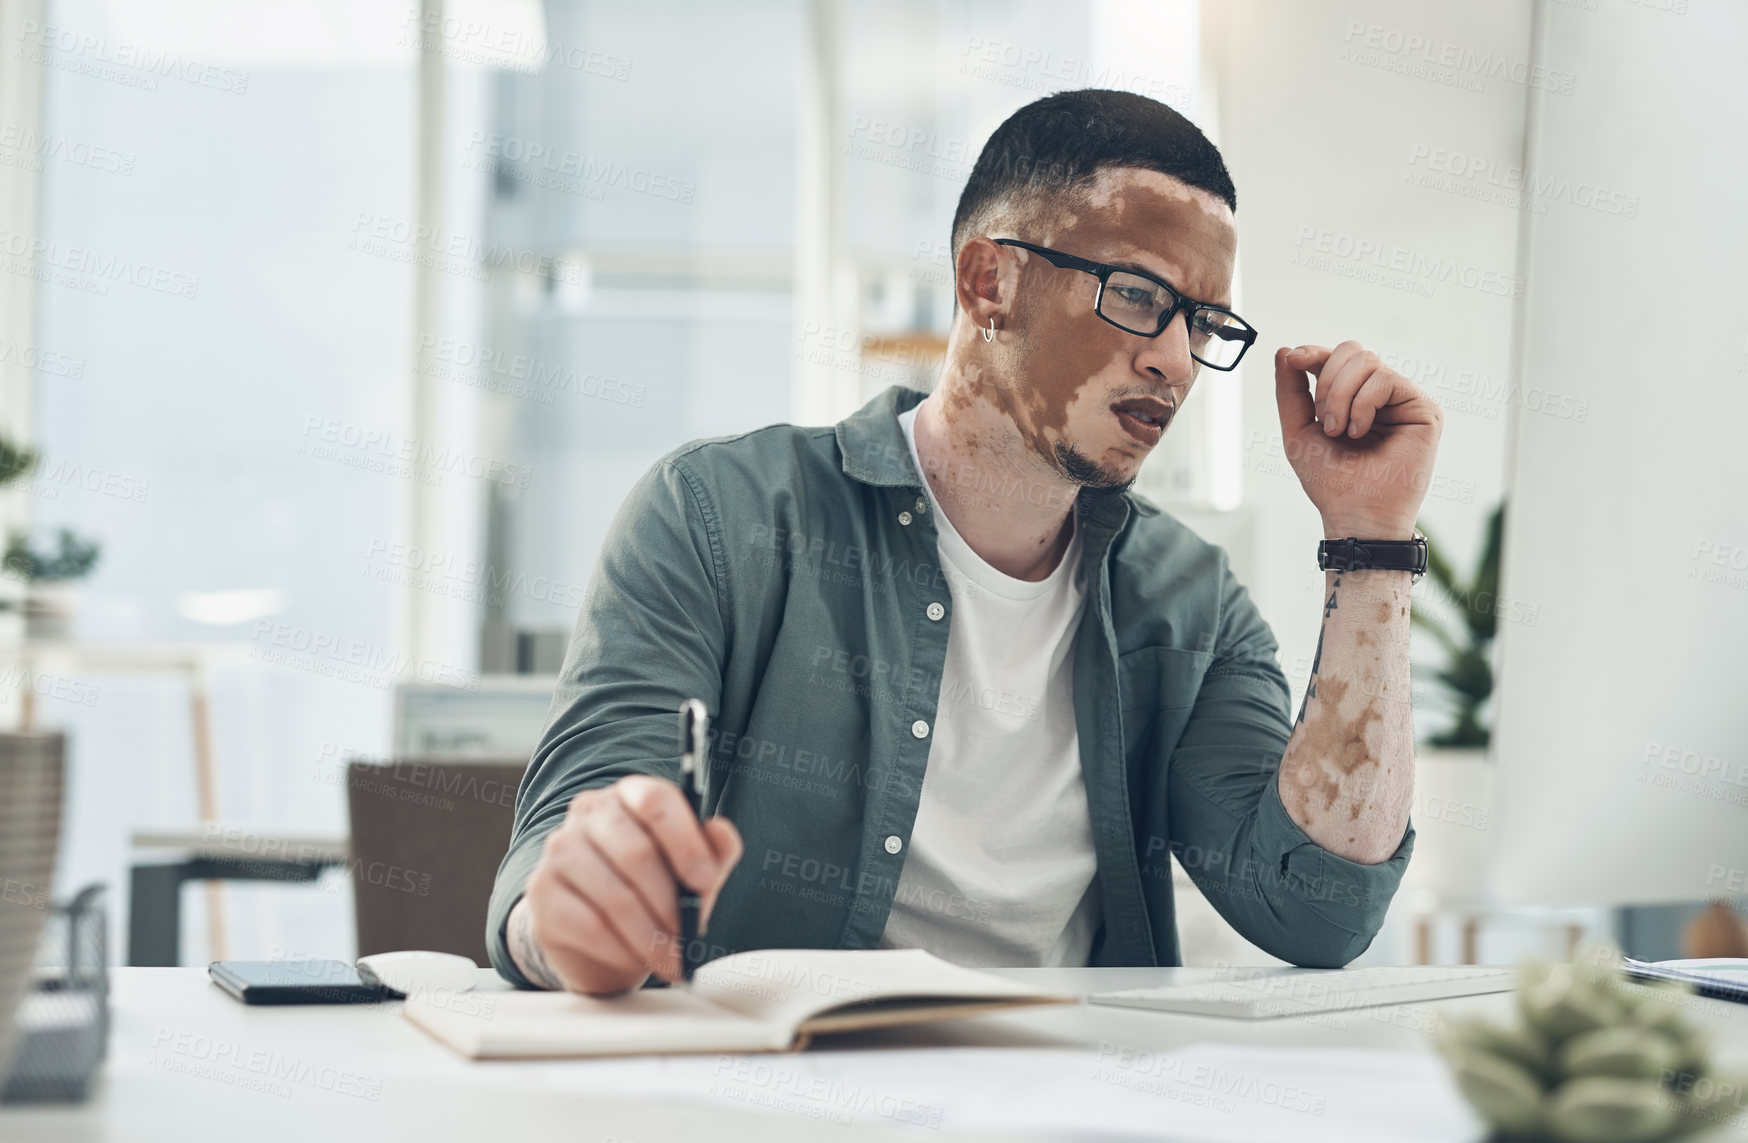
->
xmin=983 ymin=317 xmax=996 ymax=343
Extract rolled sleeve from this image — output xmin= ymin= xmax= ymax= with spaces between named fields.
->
xmin=1252 ymin=776 xmax=1414 ymax=960
xmin=1163 ymin=565 xmax=1413 ymax=968
xmin=1168 ymin=692 xmax=1414 ymax=966
xmin=485 ymin=454 xmax=729 ymax=987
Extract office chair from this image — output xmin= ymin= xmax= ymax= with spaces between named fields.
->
xmin=345 ymin=758 xmax=525 ymax=964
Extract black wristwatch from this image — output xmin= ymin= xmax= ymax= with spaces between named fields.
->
xmin=1317 ymin=531 xmax=1428 ymax=583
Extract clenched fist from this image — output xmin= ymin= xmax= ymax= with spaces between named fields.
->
xmin=1273 ymin=341 xmax=1444 ymax=540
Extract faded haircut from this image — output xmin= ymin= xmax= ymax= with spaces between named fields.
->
xmin=950 ymin=88 xmax=1236 ymax=263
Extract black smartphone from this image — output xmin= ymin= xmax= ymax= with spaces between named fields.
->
xmin=209 ymin=960 xmax=390 ymax=1005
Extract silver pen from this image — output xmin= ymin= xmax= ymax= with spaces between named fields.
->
xmin=677 ymin=699 xmax=708 ymax=980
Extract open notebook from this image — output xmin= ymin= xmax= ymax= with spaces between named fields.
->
xmin=1624 ymin=957 xmax=1748 ymax=1004
xmin=404 ymin=948 xmax=1072 ymax=1059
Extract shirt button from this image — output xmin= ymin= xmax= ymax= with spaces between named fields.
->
xmin=898 ymin=511 xmax=913 ymax=526
xmin=910 ymin=720 xmax=929 ymax=739
xmin=884 ymin=835 xmax=903 ymax=855
xmin=914 ymin=496 xmax=927 ymax=513
xmin=926 ymin=602 xmax=945 ymax=621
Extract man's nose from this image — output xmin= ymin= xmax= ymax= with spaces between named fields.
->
xmin=1133 ymin=310 xmax=1198 ymax=385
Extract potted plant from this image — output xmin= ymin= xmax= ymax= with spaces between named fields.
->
xmin=1400 ymin=504 xmax=1506 ymax=915
xmin=0 ymin=433 xmax=102 ymax=641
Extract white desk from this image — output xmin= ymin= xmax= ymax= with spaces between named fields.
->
xmin=5 ymin=966 xmax=1748 ymax=1142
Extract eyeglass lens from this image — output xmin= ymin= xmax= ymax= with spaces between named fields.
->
xmin=1099 ymin=270 xmax=1251 ymax=368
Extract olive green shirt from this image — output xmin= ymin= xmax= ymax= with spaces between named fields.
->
xmin=488 ymin=385 xmax=1413 ymax=985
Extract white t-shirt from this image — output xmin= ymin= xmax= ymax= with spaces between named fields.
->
xmin=878 ymin=405 xmax=1102 ymax=967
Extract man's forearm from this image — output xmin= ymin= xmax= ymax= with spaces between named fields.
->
xmin=507 ymin=896 xmax=563 ymax=990
xmin=1278 ymin=567 xmax=1415 ymax=864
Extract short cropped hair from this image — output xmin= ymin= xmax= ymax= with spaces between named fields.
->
xmin=950 ymin=88 xmax=1236 ymax=261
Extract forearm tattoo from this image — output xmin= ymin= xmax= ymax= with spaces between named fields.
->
xmin=510 ymin=899 xmax=562 ymax=990
xmin=1293 ymin=575 xmax=1340 ymax=729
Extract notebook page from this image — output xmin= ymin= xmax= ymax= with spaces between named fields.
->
xmin=692 ymin=948 xmax=1064 ymax=1031
xmin=403 ymin=982 xmax=794 ymax=1059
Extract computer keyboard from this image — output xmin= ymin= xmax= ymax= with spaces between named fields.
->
xmin=1089 ymin=965 xmax=1517 ymax=1019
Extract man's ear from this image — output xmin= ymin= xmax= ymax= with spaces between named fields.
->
xmin=954 ymin=236 xmax=1013 ymax=330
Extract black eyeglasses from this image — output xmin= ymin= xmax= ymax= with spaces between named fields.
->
xmin=993 ymin=239 xmax=1257 ymax=371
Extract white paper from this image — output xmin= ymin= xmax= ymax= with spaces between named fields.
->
xmin=501 ymin=1041 xmax=1488 ymax=1140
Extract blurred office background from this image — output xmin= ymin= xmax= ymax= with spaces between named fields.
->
xmin=1 ymin=0 xmax=1743 ymax=969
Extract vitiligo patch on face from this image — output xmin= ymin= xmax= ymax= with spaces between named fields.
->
xmin=994 ymin=168 xmax=1237 ymax=483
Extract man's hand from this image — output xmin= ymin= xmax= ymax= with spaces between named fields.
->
xmin=1274 ymin=343 xmax=1444 ymax=539
xmin=509 ymin=774 xmax=743 ymax=995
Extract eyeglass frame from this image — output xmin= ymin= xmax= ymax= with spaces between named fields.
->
xmin=991 ymin=238 xmax=1258 ymax=371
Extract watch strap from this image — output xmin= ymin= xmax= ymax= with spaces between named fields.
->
xmin=1318 ymin=534 xmax=1428 ymax=577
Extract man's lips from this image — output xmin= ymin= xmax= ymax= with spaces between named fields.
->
xmin=1111 ymin=396 xmax=1174 ymax=446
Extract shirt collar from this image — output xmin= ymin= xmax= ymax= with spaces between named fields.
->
xmin=835 ymin=385 xmax=928 ymax=488
xmin=833 ymin=385 xmax=1158 ymax=533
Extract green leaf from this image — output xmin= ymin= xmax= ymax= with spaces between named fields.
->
xmin=1415 ymin=503 xmax=1503 ymax=749
xmin=3 ymin=529 xmax=101 ymax=583
xmin=1418 ymin=519 xmax=1462 ymax=597
xmin=0 ymin=434 xmax=37 ymax=488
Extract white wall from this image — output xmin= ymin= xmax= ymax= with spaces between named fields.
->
xmin=1198 ymin=0 xmax=1534 ymax=962
xmin=23 ymin=2 xmax=498 ymax=961
xmin=1489 ymin=0 xmax=1748 ymax=908
xmin=1205 ymin=0 xmax=1528 ymax=738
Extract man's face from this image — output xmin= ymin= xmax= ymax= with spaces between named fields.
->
xmin=983 ymin=167 xmax=1238 ymax=492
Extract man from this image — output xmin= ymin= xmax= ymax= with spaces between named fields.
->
xmin=489 ymin=88 xmax=1441 ymax=994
